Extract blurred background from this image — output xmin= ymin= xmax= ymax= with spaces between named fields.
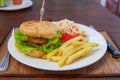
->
xmin=97 ymin=0 xmax=120 ymax=17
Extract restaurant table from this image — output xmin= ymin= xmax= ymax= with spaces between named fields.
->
xmin=0 ymin=0 xmax=120 ymax=79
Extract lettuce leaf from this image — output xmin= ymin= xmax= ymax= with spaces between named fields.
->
xmin=14 ymin=30 xmax=62 ymax=54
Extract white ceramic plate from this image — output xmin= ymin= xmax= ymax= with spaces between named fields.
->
xmin=8 ymin=23 xmax=107 ymax=71
xmin=0 ymin=0 xmax=33 ymax=11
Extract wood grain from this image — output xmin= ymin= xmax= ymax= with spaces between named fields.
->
xmin=0 ymin=0 xmax=120 ymax=50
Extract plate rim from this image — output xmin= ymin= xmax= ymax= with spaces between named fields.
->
xmin=0 ymin=0 xmax=33 ymax=11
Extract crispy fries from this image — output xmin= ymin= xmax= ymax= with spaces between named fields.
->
xmin=59 ymin=36 xmax=82 ymax=51
xmin=46 ymin=36 xmax=99 ymax=67
xmin=66 ymin=47 xmax=93 ymax=65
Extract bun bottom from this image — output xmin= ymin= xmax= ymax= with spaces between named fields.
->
xmin=15 ymin=43 xmax=46 ymax=58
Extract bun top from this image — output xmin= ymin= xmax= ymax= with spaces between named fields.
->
xmin=19 ymin=20 xmax=58 ymax=39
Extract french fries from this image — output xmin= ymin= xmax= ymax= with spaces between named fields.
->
xmin=59 ymin=36 xmax=83 ymax=51
xmin=46 ymin=36 xmax=99 ymax=67
xmin=66 ymin=47 xmax=93 ymax=65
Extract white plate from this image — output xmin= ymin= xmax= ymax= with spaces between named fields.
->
xmin=8 ymin=23 xmax=107 ymax=71
xmin=0 ymin=0 xmax=33 ymax=11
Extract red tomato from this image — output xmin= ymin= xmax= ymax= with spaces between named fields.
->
xmin=61 ymin=33 xmax=76 ymax=42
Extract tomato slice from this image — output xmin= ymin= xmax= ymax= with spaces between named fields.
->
xmin=61 ymin=33 xmax=76 ymax=42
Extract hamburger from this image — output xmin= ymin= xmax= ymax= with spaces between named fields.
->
xmin=14 ymin=20 xmax=62 ymax=58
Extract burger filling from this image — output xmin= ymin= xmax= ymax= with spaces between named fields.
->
xmin=14 ymin=29 xmax=62 ymax=54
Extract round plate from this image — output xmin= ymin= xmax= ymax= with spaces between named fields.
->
xmin=8 ymin=23 xmax=107 ymax=71
xmin=0 ymin=0 xmax=33 ymax=11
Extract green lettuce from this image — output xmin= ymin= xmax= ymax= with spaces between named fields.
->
xmin=14 ymin=30 xmax=62 ymax=54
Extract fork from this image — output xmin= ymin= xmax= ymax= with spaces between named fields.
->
xmin=0 ymin=52 xmax=10 ymax=71
xmin=0 ymin=27 xmax=17 ymax=71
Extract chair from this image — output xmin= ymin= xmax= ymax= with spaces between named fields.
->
xmin=106 ymin=0 xmax=120 ymax=17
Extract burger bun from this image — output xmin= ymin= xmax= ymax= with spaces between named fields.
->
xmin=19 ymin=20 xmax=58 ymax=39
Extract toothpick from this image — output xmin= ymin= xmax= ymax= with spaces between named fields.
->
xmin=40 ymin=0 xmax=45 ymax=21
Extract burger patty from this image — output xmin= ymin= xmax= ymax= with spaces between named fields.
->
xmin=25 ymin=38 xmax=47 ymax=46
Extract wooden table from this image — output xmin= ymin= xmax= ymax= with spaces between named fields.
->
xmin=0 ymin=0 xmax=120 ymax=79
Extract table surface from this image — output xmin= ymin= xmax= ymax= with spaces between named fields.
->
xmin=0 ymin=0 xmax=120 ymax=79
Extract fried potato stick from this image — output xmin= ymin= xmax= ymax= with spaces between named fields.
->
xmin=51 ymin=56 xmax=61 ymax=62
xmin=58 ymin=42 xmax=87 ymax=67
xmin=65 ymin=42 xmax=99 ymax=65
xmin=58 ymin=45 xmax=74 ymax=66
xmin=47 ymin=48 xmax=59 ymax=60
xmin=59 ymin=36 xmax=82 ymax=51
xmin=66 ymin=47 xmax=93 ymax=64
